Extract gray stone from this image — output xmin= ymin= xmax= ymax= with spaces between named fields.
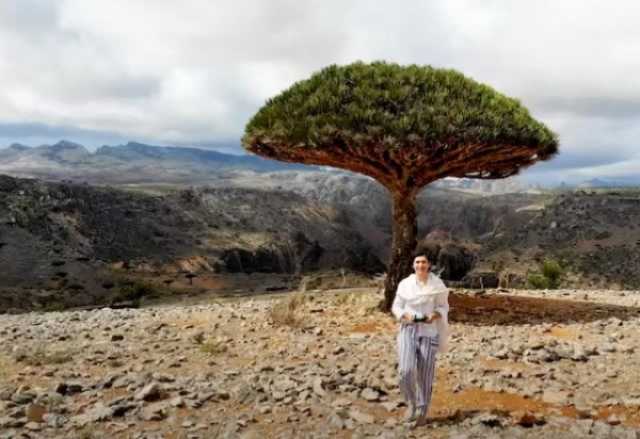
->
xmin=331 ymin=398 xmax=351 ymax=408
xmin=170 ymin=396 xmax=185 ymax=407
xmin=361 ymin=388 xmax=380 ymax=402
xmin=380 ymin=400 xmax=400 ymax=412
xmin=72 ymin=403 xmax=115 ymax=426
xmin=0 ymin=416 xmax=26 ymax=428
xmin=0 ymin=387 xmax=14 ymax=401
xmin=11 ymin=391 xmax=36 ymax=405
xmin=42 ymin=413 xmax=67 ymax=428
xmin=313 ymin=377 xmax=327 ymax=397
xmin=135 ymin=382 xmax=161 ymax=401
xmin=328 ymin=412 xmax=345 ymax=430
xmin=140 ymin=402 xmax=169 ymax=421
xmin=24 ymin=421 xmax=41 ymax=431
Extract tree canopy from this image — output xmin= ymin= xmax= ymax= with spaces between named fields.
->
xmin=243 ymin=61 xmax=558 ymax=191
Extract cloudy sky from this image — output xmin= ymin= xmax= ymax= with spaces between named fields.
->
xmin=1 ymin=0 xmax=639 ymax=185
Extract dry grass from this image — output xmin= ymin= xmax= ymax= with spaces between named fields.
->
xmin=0 ymin=355 xmax=9 ymax=381
xmin=199 ymin=339 xmax=228 ymax=355
xmin=15 ymin=344 xmax=74 ymax=366
xmin=77 ymin=426 xmax=100 ymax=439
xmin=334 ymin=290 xmax=379 ymax=315
xmin=301 ymin=271 xmax=378 ymax=292
xmin=268 ymin=292 xmax=307 ymax=327
xmin=334 ymin=291 xmax=357 ymax=306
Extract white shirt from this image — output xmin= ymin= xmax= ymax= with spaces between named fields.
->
xmin=391 ymin=272 xmax=450 ymax=351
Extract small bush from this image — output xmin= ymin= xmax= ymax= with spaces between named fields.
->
xmin=527 ymin=273 xmax=550 ymax=289
xmin=199 ymin=339 xmax=227 ymax=355
xmin=527 ymin=258 xmax=564 ymax=289
xmin=269 ymin=293 xmax=306 ymax=327
xmin=542 ymin=259 xmax=563 ymax=288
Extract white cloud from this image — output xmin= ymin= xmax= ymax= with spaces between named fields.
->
xmin=0 ymin=0 xmax=639 ymax=181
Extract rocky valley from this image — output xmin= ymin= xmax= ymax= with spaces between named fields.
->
xmin=2 ymin=163 xmax=640 ymax=312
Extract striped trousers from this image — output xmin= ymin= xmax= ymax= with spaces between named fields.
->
xmin=397 ymin=323 xmax=439 ymax=416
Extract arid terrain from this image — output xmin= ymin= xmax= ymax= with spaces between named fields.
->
xmin=2 ymin=170 xmax=640 ymax=314
xmin=2 ymin=159 xmax=640 ymax=438
xmin=2 ymin=286 xmax=640 ymax=438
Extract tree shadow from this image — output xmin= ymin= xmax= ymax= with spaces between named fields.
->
xmin=449 ymin=292 xmax=640 ymax=326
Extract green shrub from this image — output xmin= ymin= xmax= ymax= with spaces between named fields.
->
xmin=527 ymin=273 xmax=550 ymax=289
xmin=527 ymin=258 xmax=564 ymax=289
xmin=542 ymin=258 xmax=563 ymax=288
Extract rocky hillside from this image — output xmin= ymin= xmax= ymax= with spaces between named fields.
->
xmin=477 ymin=189 xmax=640 ymax=289
xmin=1 ymin=287 xmax=640 ymax=438
xmin=2 ymin=170 xmax=640 ymax=312
xmin=226 ymin=171 xmax=640 ymax=289
xmin=0 ymin=175 xmax=382 ymax=311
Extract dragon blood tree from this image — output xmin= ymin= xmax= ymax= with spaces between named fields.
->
xmin=242 ymin=61 xmax=558 ymax=311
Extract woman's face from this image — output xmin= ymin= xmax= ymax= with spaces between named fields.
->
xmin=413 ymin=255 xmax=430 ymax=276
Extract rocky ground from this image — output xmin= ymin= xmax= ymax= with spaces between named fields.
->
xmin=2 ymin=287 xmax=640 ymax=438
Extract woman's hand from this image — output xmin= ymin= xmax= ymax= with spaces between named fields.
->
xmin=400 ymin=312 xmax=440 ymax=323
xmin=400 ymin=312 xmax=413 ymax=322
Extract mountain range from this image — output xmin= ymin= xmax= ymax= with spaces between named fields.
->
xmin=0 ymin=140 xmax=310 ymax=184
xmin=1 ymin=140 xmax=637 ymax=190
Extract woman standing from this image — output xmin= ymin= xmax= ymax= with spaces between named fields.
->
xmin=391 ymin=250 xmax=450 ymax=427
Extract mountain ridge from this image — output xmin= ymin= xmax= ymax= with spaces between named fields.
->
xmin=0 ymin=140 xmax=312 ymax=184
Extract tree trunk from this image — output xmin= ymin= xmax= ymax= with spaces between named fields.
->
xmin=381 ymin=190 xmax=417 ymax=311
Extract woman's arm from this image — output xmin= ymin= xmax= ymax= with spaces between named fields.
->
xmin=391 ymin=293 xmax=406 ymax=321
xmin=391 ymin=281 xmax=412 ymax=321
xmin=431 ymin=288 xmax=449 ymax=322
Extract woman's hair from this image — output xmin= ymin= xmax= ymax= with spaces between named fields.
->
xmin=412 ymin=248 xmax=430 ymax=261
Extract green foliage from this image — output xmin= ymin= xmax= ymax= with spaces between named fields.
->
xmin=542 ymin=258 xmax=563 ymax=288
xmin=527 ymin=258 xmax=564 ymax=289
xmin=527 ymin=273 xmax=551 ymax=290
xmin=244 ymin=61 xmax=558 ymax=154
